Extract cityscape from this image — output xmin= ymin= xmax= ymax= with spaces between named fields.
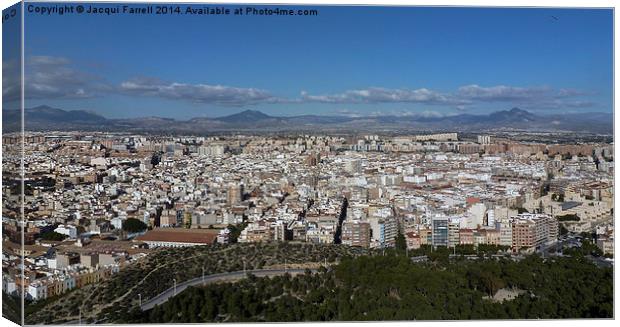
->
xmin=2 ymin=128 xmax=614 ymax=323
xmin=1 ymin=2 xmax=615 ymax=325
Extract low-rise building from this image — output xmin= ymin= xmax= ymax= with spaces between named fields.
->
xmin=134 ymin=228 xmax=218 ymax=247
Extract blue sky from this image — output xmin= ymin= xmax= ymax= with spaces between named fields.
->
xmin=4 ymin=3 xmax=613 ymax=119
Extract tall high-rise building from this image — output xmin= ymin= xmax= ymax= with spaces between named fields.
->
xmin=432 ymin=216 xmax=449 ymax=247
xmin=510 ymin=213 xmax=558 ymax=252
xmin=227 ymin=183 xmax=244 ymax=205
xmin=197 ymin=144 xmax=227 ymax=156
xmin=369 ymin=217 xmax=397 ymax=248
xmin=305 ymin=152 xmax=320 ymax=166
xmin=486 ymin=209 xmax=495 ymax=227
xmin=176 ymin=209 xmax=184 ymax=227
xmin=345 ymin=159 xmax=362 ymax=174
xmin=342 ymin=220 xmax=371 ymax=248
xmin=496 ymin=221 xmax=513 ymax=247
xmin=477 ymin=135 xmax=492 ymax=145
xmin=448 ymin=220 xmax=460 ymax=247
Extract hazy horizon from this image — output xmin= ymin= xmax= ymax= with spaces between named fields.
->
xmin=10 ymin=104 xmax=614 ymax=121
xmin=2 ymin=3 xmax=613 ymax=119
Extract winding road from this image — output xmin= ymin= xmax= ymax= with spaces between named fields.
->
xmin=140 ymin=268 xmax=315 ymax=311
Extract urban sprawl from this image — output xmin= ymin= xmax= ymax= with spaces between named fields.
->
xmin=1 ymin=131 xmax=614 ymax=303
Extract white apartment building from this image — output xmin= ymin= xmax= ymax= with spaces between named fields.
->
xmin=54 ymin=224 xmax=78 ymax=239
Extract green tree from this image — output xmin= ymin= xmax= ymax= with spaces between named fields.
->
xmin=40 ymin=231 xmax=68 ymax=241
xmin=122 ymin=218 xmax=147 ymax=233
xmin=226 ymin=221 xmax=248 ymax=243
xmin=557 ymin=214 xmax=580 ymax=222
xmin=395 ymin=231 xmax=407 ymax=253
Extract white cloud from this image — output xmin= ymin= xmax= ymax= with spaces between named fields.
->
xmin=302 ymin=84 xmax=596 ymax=110
xmin=456 ymin=84 xmax=595 ymax=109
xmin=457 ymin=84 xmax=551 ymax=101
xmin=119 ymin=77 xmax=284 ymax=106
xmin=2 ymin=56 xmax=110 ymax=102
xmin=300 ymin=87 xmax=466 ymax=105
xmin=6 ymin=55 xmax=598 ymax=112
xmin=2 ymin=59 xmax=20 ymax=102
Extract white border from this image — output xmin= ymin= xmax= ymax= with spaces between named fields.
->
xmin=0 ymin=1 xmax=617 ymax=327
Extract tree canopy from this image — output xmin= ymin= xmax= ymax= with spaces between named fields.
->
xmin=123 ymin=253 xmax=612 ymax=323
xmin=40 ymin=231 xmax=68 ymax=241
xmin=122 ymin=218 xmax=147 ymax=233
xmin=395 ymin=231 xmax=407 ymax=252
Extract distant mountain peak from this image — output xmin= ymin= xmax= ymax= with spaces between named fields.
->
xmin=487 ymin=107 xmax=537 ymax=122
xmin=508 ymin=107 xmax=529 ymax=114
xmin=32 ymin=105 xmax=55 ymax=110
xmin=3 ymin=105 xmax=611 ymax=134
xmin=214 ymin=110 xmax=273 ymax=123
xmin=239 ymin=109 xmax=263 ymax=114
xmin=236 ymin=109 xmax=271 ymax=117
xmin=22 ymin=105 xmax=108 ymax=124
xmin=29 ymin=105 xmax=64 ymax=113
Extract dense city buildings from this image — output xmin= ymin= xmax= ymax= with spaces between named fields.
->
xmin=1 ymin=131 xmax=614 ymax=304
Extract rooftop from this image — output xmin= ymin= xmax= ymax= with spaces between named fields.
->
xmin=135 ymin=228 xmax=218 ymax=244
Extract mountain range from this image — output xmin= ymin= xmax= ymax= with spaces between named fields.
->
xmin=1 ymin=105 xmax=613 ymax=134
